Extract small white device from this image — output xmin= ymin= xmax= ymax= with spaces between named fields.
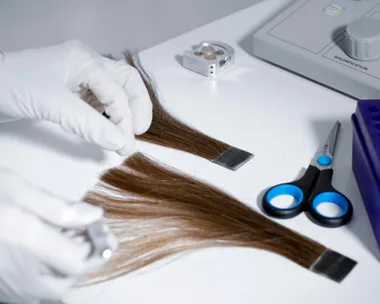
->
xmin=252 ymin=0 xmax=380 ymax=99
xmin=182 ymin=41 xmax=235 ymax=77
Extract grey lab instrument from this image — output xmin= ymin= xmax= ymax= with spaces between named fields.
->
xmin=252 ymin=0 xmax=380 ymax=99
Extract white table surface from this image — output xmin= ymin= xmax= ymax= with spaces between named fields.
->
xmin=1 ymin=0 xmax=379 ymax=303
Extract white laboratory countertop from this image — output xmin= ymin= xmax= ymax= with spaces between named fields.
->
xmin=0 ymin=1 xmax=379 ymax=303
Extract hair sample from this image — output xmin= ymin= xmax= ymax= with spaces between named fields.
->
xmin=82 ymin=51 xmax=253 ymax=170
xmin=124 ymin=51 xmax=233 ymax=161
xmin=80 ymin=153 xmax=356 ymax=286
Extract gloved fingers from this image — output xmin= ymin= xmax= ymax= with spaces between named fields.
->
xmin=32 ymin=223 xmax=91 ymax=276
xmin=39 ymin=275 xmax=77 ymax=301
xmin=0 ymin=167 xmax=103 ymax=228
xmin=83 ymin=61 xmax=133 ymax=117
xmin=113 ymin=106 xmax=136 ymax=156
xmin=40 ymin=86 xmax=126 ymax=151
xmin=61 ymin=227 xmax=88 ymax=243
xmin=0 ymin=206 xmax=91 ymax=276
xmin=76 ymin=67 xmax=138 ymax=155
xmin=100 ymin=56 xmax=153 ymax=135
xmin=78 ymin=87 xmax=105 ymax=114
xmin=99 ymin=103 xmax=135 ymax=156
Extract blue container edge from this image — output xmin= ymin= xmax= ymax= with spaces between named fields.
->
xmin=354 ymin=102 xmax=380 ymax=179
xmin=352 ymin=112 xmax=380 ymax=251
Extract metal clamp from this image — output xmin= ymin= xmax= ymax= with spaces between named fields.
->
xmin=182 ymin=40 xmax=235 ymax=77
xmin=86 ymin=221 xmax=113 ymax=260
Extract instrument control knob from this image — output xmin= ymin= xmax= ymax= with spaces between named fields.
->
xmin=344 ymin=18 xmax=380 ymax=61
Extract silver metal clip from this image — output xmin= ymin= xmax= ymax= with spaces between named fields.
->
xmin=86 ymin=221 xmax=113 ymax=260
xmin=182 ymin=41 xmax=235 ymax=77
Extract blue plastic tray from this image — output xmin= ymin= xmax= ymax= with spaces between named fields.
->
xmin=352 ymin=99 xmax=380 ymax=250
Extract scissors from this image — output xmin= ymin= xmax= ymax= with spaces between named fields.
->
xmin=262 ymin=121 xmax=353 ymax=228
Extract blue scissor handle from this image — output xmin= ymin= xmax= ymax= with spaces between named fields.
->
xmin=263 ymin=183 xmax=305 ymax=219
xmin=307 ymin=169 xmax=353 ymax=227
xmin=262 ymin=166 xmax=353 ymax=227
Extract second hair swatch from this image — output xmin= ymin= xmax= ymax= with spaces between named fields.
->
xmin=81 ymin=153 xmax=357 ymax=285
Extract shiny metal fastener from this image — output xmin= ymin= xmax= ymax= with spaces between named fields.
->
xmin=86 ymin=221 xmax=113 ymax=259
xmin=182 ymin=41 xmax=235 ymax=77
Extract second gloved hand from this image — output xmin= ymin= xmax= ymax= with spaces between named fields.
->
xmin=0 ymin=167 xmax=117 ymax=304
xmin=0 ymin=40 xmax=153 ymax=156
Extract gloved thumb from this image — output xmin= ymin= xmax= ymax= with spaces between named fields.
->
xmin=37 ymin=86 xmax=131 ymax=152
xmin=0 ymin=167 xmax=103 ymax=228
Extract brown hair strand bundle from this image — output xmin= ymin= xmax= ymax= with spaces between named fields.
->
xmin=81 ymin=153 xmax=357 ymax=285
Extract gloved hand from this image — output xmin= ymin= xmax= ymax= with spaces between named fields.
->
xmin=0 ymin=40 xmax=153 ymax=156
xmin=0 ymin=167 xmax=117 ymax=304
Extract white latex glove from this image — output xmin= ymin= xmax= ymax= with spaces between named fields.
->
xmin=0 ymin=167 xmax=117 ymax=304
xmin=0 ymin=40 xmax=153 ymax=156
